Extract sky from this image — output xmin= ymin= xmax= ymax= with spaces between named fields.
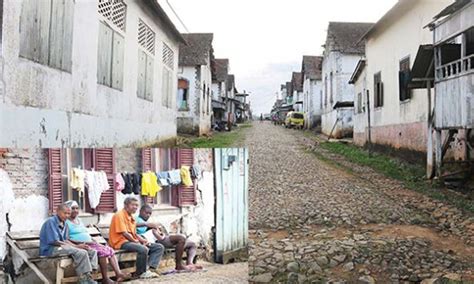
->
xmin=159 ymin=0 xmax=398 ymax=116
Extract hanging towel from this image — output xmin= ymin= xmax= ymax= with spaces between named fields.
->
xmin=131 ymin=173 xmax=141 ymax=195
xmin=180 ymin=166 xmax=193 ymax=187
xmin=191 ymin=165 xmax=202 ymax=180
xmin=121 ymin=173 xmax=133 ymax=194
xmin=141 ymin=172 xmax=161 ymax=197
xmin=85 ymin=170 xmax=107 ymax=209
xmin=70 ymin=168 xmax=85 ymax=197
xmin=157 ymin=172 xmax=169 ymax=186
xmin=168 ymin=170 xmax=182 ymax=185
xmin=115 ymin=173 xmax=125 ymax=192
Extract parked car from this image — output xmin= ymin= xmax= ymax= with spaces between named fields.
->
xmin=285 ymin=112 xmax=305 ymax=129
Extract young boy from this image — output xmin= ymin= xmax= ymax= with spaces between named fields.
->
xmin=136 ymin=205 xmax=200 ymax=271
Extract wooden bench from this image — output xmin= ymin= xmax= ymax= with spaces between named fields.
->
xmin=6 ymin=227 xmax=137 ymax=284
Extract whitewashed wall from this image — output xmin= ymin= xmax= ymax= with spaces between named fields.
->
xmin=0 ymin=0 xmax=180 ymax=147
xmin=355 ymin=0 xmax=452 ymax=151
xmin=321 ymin=51 xmax=361 ymax=137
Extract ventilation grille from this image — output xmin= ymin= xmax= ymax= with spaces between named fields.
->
xmin=138 ymin=20 xmax=156 ymax=54
xmin=163 ymin=43 xmax=174 ymax=70
xmin=98 ymin=0 xmax=127 ymax=31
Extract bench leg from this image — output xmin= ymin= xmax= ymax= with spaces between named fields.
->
xmin=56 ymin=262 xmax=64 ymax=284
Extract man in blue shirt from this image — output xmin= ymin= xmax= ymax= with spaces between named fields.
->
xmin=39 ymin=204 xmax=98 ymax=284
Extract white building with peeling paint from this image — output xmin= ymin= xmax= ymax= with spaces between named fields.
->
xmin=0 ymin=0 xmax=184 ymax=147
xmin=321 ymin=22 xmax=374 ymax=139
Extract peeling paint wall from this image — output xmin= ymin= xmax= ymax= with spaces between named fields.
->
xmin=303 ymin=77 xmax=323 ymax=129
xmin=177 ymin=63 xmax=212 ymax=136
xmin=321 ymin=51 xmax=360 ymax=136
xmin=0 ymin=0 xmax=180 ymax=147
xmin=352 ymin=0 xmax=451 ymax=152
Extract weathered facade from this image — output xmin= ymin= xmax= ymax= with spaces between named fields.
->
xmin=211 ymin=58 xmax=229 ymax=127
xmin=321 ymin=22 xmax=373 ymax=138
xmin=291 ymin=72 xmax=304 ymax=113
xmin=0 ymin=148 xmax=216 ymax=282
xmin=351 ymin=0 xmax=452 ymax=153
xmin=0 ymin=0 xmax=184 ymax=147
xmin=427 ymin=0 xmax=474 ymax=177
xmin=177 ymin=33 xmax=214 ymax=136
xmin=301 ymin=56 xmax=323 ymax=129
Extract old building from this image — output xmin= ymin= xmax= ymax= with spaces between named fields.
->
xmin=420 ymin=0 xmax=474 ymax=177
xmin=301 ymin=56 xmax=323 ymax=129
xmin=291 ymin=72 xmax=304 ymax=113
xmin=226 ymin=74 xmax=239 ymax=126
xmin=351 ymin=0 xmax=452 ymax=155
xmin=0 ymin=147 xmax=249 ymax=281
xmin=177 ymin=33 xmax=214 ymax=136
xmin=321 ymin=22 xmax=373 ymax=138
xmin=211 ymin=58 xmax=229 ymax=128
xmin=0 ymin=0 xmax=185 ymax=147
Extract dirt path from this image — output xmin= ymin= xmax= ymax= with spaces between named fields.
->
xmin=246 ymin=122 xmax=474 ymax=283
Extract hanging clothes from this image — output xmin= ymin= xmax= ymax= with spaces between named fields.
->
xmin=141 ymin=172 xmax=161 ymax=197
xmin=191 ymin=165 xmax=202 ymax=180
xmin=131 ymin=173 xmax=141 ymax=195
xmin=121 ymin=173 xmax=133 ymax=194
xmin=70 ymin=168 xmax=85 ymax=197
xmin=180 ymin=166 xmax=193 ymax=187
xmin=85 ymin=170 xmax=109 ymax=209
xmin=115 ymin=173 xmax=125 ymax=192
xmin=167 ymin=169 xmax=182 ymax=185
xmin=156 ymin=172 xmax=169 ymax=187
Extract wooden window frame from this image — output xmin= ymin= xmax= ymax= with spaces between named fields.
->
xmin=48 ymin=148 xmax=117 ymax=214
xmin=19 ymin=0 xmax=74 ymax=72
xmin=374 ymin=72 xmax=384 ymax=108
xmin=399 ymin=56 xmax=412 ymax=102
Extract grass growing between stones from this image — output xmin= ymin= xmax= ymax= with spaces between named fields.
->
xmin=315 ymin=141 xmax=474 ymax=214
xmin=185 ymin=123 xmax=252 ymax=148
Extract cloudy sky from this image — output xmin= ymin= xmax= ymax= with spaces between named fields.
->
xmin=159 ymin=0 xmax=398 ymax=116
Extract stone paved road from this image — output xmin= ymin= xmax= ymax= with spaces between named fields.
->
xmin=131 ymin=262 xmax=248 ymax=283
xmin=246 ymin=122 xmax=474 ymax=283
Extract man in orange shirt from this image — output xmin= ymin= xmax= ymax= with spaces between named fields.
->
xmin=109 ymin=197 xmax=164 ymax=279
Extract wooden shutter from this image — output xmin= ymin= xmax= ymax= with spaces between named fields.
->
xmin=177 ymin=149 xmax=196 ymax=206
xmin=93 ymin=149 xmax=116 ymax=213
xmin=48 ymin=149 xmax=63 ymax=213
xmin=142 ymin=148 xmax=156 ymax=204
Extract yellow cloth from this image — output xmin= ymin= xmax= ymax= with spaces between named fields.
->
xmin=70 ymin=168 xmax=85 ymax=196
xmin=141 ymin=172 xmax=161 ymax=197
xmin=180 ymin=166 xmax=193 ymax=186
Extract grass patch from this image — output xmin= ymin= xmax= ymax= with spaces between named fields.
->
xmin=184 ymin=123 xmax=251 ymax=148
xmin=316 ymin=141 xmax=474 ymax=214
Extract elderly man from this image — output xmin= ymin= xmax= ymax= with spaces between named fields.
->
xmin=109 ymin=197 xmax=164 ymax=279
xmin=136 ymin=204 xmax=200 ymax=271
xmin=39 ymin=204 xmax=98 ymax=284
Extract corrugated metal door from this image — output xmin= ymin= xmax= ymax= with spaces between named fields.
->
xmin=214 ymin=148 xmax=249 ymax=264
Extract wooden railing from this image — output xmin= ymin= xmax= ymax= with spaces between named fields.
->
xmin=436 ymin=54 xmax=474 ymax=80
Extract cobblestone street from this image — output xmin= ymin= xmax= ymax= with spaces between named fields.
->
xmin=246 ymin=122 xmax=474 ymax=283
xmin=131 ymin=262 xmax=248 ymax=283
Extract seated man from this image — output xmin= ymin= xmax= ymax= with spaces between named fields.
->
xmin=109 ymin=197 xmax=164 ymax=279
xmin=39 ymin=204 xmax=98 ymax=284
xmin=136 ymin=205 xmax=200 ymax=271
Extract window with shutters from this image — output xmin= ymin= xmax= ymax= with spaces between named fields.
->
xmin=137 ymin=19 xmax=155 ymax=101
xmin=329 ymin=72 xmax=334 ymax=105
xmin=374 ymin=72 xmax=384 ymax=108
xmin=142 ymin=148 xmax=179 ymax=206
xmin=97 ymin=0 xmax=126 ymax=90
xmin=162 ymin=43 xmax=175 ymax=108
xmin=48 ymin=148 xmax=116 ymax=214
xmin=399 ymin=56 xmax=412 ymax=102
xmin=19 ymin=0 xmax=74 ymax=72
xmin=177 ymin=149 xmax=196 ymax=206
